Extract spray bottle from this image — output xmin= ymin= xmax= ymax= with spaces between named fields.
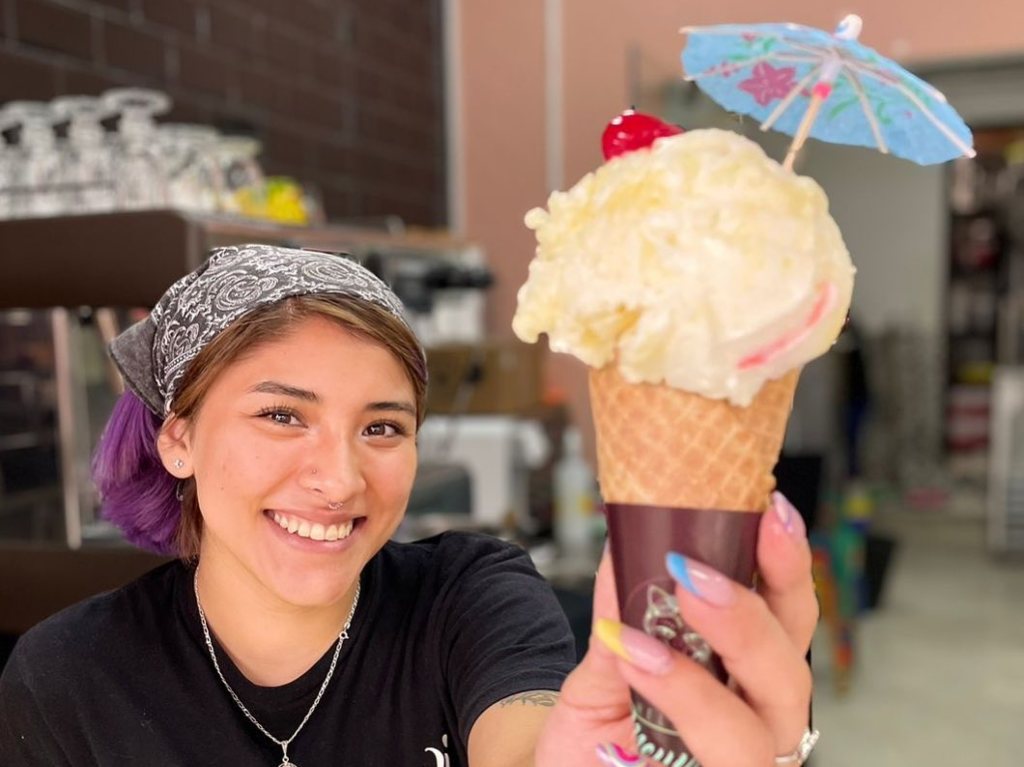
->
xmin=554 ymin=426 xmax=596 ymax=555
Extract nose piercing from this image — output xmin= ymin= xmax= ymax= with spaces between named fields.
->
xmin=327 ymin=501 xmax=344 ymax=511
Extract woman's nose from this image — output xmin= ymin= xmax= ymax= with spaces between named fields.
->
xmin=301 ymin=433 xmax=368 ymax=502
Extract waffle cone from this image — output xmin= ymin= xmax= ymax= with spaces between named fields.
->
xmin=588 ymin=366 xmax=799 ymax=511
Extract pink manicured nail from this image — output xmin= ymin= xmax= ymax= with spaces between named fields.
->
xmin=666 ymin=552 xmax=737 ymax=607
xmin=594 ymin=618 xmax=673 ymax=675
xmin=772 ymin=491 xmax=806 ymax=538
xmin=596 ymin=742 xmax=645 ymax=766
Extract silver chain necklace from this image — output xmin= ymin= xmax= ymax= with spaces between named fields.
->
xmin=193 ymin=570 xmax=360 ymax=767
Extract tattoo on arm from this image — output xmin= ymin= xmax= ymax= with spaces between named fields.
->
xmin=497 ymin=690 xmax=559 ymax=707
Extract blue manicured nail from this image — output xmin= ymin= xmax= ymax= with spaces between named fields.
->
xmin=665 ymin=552 xmax=736 ymax=607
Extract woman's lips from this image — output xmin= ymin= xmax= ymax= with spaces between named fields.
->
xmin=263 ymin=510 xmax=365 ymax=551
xmin=269 ymin=510 xmax=355 ymax=541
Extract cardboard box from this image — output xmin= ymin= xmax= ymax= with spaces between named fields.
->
xmin=426 ymin=340 xmax=543 ymax=415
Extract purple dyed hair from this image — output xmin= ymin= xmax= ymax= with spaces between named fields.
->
xmin=92 ymin=390 xmax=180 ymax=555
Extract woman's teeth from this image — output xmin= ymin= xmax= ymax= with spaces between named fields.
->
xmin=270 ymin=512 xmax=354 ymax=542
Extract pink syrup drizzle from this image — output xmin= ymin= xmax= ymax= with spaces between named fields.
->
xmin=738 ymin=281 xmax=838 ymax=370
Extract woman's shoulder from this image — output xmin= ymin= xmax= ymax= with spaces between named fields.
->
xmin=375 ymin=532 xmax=545 ymax=601
xmin=7 ymin=560 xmax=183 ymax=672
xmin=382 ymin=531 xmax=533 ymax=575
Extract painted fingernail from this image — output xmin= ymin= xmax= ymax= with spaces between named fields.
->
xmin=596 ymin=742 xmax=645 ymax=766
xmin=665 ymin=552 xmax=737 ymax=607
xmin=594 ymin=618 xmax=673 ymax=675
xmin=772 ymin=490 xmax=807 ymax=537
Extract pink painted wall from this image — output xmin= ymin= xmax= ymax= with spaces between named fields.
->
xmin=562 ymin=1 xmax=1024 ymax=183
xmin=456 ymin=1 xmax=548 ymax=338
xmin=456 ymin=0 xmax=1024 ymax=462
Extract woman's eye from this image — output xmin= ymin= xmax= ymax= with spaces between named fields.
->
xmin=365 ymin=421 xmax=404 ymax=438
xmin=259 ymin=409 xmax=300 ymax=426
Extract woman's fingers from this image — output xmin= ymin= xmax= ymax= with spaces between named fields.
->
xmin=557 ymin=545 xmax=632 ymax=717
xmin=666 ymin=552 xmax=813 ymax=757
xmin=596 ymin=620 xmax=775 ymax=767
xmin=756 ymin=491 xmax=820 ymax=652
xmin=593 ymin=543 xmax=622 ymax=624
xmin=581 ymin=496 xmax=818 ymax=764
xmin=534 ymin=548 xmax=639 ymax=766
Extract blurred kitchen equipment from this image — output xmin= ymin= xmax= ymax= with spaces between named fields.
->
xmin=988 ymin=366 xmax=1024 ymax=553
xmin=393 ymin=461 xmax=476 ymax=542
xmin=0 ymin=101 xmax=62 ymax=218
xmin=158 ymin=123 xmax=227 ymax=213
xmin=425 ymin=340 xmax=543 ymax=415
xmin=0 ymin=89 xmax=323 ymax=224
xmin=361 ymin=243 xmax=491 ymax=346
xmin=417 ymin=415 xmax=551 ymax=531
xmin=103 ymin=88 xmax=170 ymax=210
xmin=0 ymin=121 xmax=13 ymax=220
xmin=217 ymin=135 xmax=267 ymax=215
xmin=52 ymin=96 xmax=116 ymax=214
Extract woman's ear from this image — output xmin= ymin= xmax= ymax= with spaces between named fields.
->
xmin=157 ymin=415 xmax=193 ymax=477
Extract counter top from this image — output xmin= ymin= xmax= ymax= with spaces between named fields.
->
xmin=0 ymin=543 xmax=167 ymax=635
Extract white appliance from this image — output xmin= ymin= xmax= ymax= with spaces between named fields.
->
xmin=416 ymin=415 xmax=550 ymax=530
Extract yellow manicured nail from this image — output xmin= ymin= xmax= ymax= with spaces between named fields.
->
xmin=594 ymin=618 xmax=673 ymax=675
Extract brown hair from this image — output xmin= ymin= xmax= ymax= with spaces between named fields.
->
xmin=167 ymin=294 xmax=427 ymax=559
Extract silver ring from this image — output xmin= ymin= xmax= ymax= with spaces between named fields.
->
xmin=327 ymin=501 xmax=344 ymax=511
xmin=774 ymin=729 xmax=819 ymax=765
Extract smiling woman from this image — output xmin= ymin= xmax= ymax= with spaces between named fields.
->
xmin=0 ymin=245 xmax=576 ymax=767
xmin=149 ymin=293 xmax=428 ymax=561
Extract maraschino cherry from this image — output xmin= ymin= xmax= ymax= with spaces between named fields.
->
xmin=601 ymin=109 xmax=683 ymax=160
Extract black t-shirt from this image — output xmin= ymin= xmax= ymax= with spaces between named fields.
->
xmin=0 ymin=532 xmax=575 ymax=766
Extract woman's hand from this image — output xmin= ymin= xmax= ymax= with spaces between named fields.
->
xmin=535 ymin=492 xmax=819 ymax=766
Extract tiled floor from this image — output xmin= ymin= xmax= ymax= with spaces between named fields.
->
xmin=811 ymin=508 xmax=1024 ymax=766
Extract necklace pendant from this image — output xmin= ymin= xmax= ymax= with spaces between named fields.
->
xmin=278 ymin=762 xmax=297 ymax=767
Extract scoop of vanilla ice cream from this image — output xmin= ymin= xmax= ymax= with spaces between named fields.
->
xmin=512 ymin=128 xmax=855 ymax=405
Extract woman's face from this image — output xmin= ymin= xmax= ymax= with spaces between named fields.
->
xmin=163 ymin=316 xmax=418 ymax=608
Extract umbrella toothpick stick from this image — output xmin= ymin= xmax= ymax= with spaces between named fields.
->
xmin=782 ymin=84 xmax=828 ymax=171
xmin=783 ymin=55 xmax=842 ymax=171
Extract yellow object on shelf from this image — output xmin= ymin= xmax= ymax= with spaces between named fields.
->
xmin=233 ymin=177 xmax=311 ymax=226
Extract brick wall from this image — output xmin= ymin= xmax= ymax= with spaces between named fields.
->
xmin=0 ymin=0 xmax=447 ymax=225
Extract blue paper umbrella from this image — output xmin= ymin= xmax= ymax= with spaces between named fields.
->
xmin=681 ymin=15 xmax=975 ymax=168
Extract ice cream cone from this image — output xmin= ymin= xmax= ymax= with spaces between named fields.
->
xmin=513 ymin=124 xmax=852 ymax=766
xmin=589 ymin=365 xmax=799 ymax=511
xmin=591 ymin=365 xmax=799 ymax=766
